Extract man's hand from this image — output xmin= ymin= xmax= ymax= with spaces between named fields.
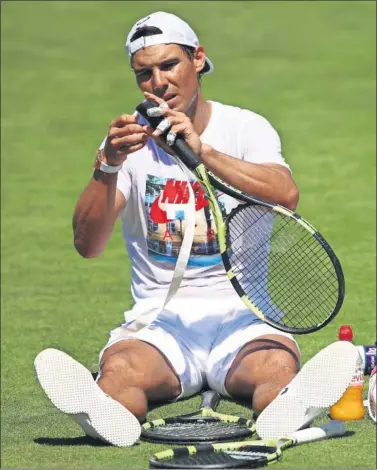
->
xmin=103 ymin=114 xmax=149 ymax=165
xmin=143 ymin=91 xmax=202 ymax=157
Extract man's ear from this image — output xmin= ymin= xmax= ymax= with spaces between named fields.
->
xmin=194 ymin=46 xmax=207 ymax=74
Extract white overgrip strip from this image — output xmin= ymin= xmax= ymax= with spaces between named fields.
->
xmin=290 ymin=421 xmax=346 ymax=445
xmin=162 ymin=157 xmax=196 ymax=308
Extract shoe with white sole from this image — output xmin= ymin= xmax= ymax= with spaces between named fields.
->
xmin=34 ymin=348 xmax=141 ymax=447
xmin=256 ymin=341 xmax=359 ymax=439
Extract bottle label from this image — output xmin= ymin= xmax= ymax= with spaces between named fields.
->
xmin=350 ymin=354 xmax=364 ymax=387
xmin=365 ymin=346 xmax=377 ymax=375
xmin=350 ymin=371 xmax=364 ymax=387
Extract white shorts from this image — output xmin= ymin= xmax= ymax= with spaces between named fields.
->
xmin=99 ymin=293 xmax=299 ymax=399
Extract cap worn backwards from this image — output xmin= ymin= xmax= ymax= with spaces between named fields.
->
xmin=125 ymin=11 xmax=214 ymax=75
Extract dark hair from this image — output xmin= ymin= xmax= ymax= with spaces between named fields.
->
xmin=180 ymin=45 xmax=209 ymax=77
xmin=130 ymin=25 xmax=208 ymax=77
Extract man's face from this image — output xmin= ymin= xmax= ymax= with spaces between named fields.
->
xmin=131 ymin=44 xmax=205 ymax=113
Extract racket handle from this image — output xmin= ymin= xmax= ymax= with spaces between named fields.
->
xmin=200 ymin=391 xmax=221 ymax=410
xmin=135 ymin=100 xmax=201 ymax=171
xmin=173 ymin=138 xmax=201 ymax=171
xmin=291 ymin=420 xmax=346 ymax=445
xmin=136 ymin=100 xmax=164 ymax=129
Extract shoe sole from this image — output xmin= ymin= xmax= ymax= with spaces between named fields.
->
xmin=256 ymin=341 xmax=359 ymax=439
xmin=34 ymin=348 xmax=141 ymax=447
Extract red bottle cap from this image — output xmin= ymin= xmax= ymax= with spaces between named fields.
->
xmin=339 ymin=325 xmax=353 ymax=341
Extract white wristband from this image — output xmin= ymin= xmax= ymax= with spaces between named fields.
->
xmin=96 ymin=160 xmax=122 ymax=173
xmin=94 ymin=149 xmax=122 ymax=173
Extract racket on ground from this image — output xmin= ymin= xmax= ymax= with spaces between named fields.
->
xmin=149 ymin=420 xmax=346 ymax=468
xmin=136 ymin=100 xmax=345 ymax=335
xmin=141 ymin=390 xmax=255 ymax=444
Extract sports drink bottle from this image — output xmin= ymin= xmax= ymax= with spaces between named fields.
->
xmin=330 ymin=325 xmax=365 ymax=421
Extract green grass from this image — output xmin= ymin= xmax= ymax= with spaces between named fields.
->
xmin=1 ymin=0 xmax=376 ymax=468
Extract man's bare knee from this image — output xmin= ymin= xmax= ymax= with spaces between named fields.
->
xmin=225 ymin=335 xmax=299 ymax=415
xmin=226 ymin=337 xmax=299 ymax=392
xmin=101 ymin=348 xmax=149 ymax=389
xmin=98 ymin=339 xmax=181 ymax=419
xmin=253 ymin=349 xmax=297 ymax=407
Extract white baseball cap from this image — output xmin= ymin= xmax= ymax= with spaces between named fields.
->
xmin=125 ymin=11 xmax=214 ymax=75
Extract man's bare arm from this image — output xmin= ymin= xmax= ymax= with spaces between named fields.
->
xmin=73 ymin=172 xmax=126 ymax=258
xmin=201 ymin=145 xmax=299 ymax=211
xmin=73 ymin=113 xmax=149 ymax=258
xmin=142 ymin=95 xmax=299 ymax=211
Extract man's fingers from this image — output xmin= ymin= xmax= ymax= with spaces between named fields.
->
xmin=111 ymin=133 xmax=148 ymax=148
xmin=143 ymin=91 xmax=167 ymax=106
xmin=118 ymin=142 xmax=145 ymax=154
xmin=166 ymin=131 xmax=177 ymax=146
xmin=152 ymin=114 xmax=187 ymax=136
xmin=146 ymin=107 xmax=164 ymax=118
xmin=108 ymin=124 xmax=146 ymax=139
xmin=143 ymin=125 xmax=154 ymax=134
xmin=154 ymin=118 xmax=172 ymax=135
xmin=110 ymin=114 xmax=138 ymax=128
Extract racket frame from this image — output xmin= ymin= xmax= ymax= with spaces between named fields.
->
xmin=149 ymin=421 xmax=346 ymax=468
xmin=136 ymin=100 xmax=345 ymax=335
xmin=141 ymin=390 xmax=255 ymax=444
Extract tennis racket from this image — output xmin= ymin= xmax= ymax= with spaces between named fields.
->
xmin=149 ymin=420 xmax=346 ymax=468
xmin=141 ymin=390 xmax=255 ymax=444
xmin=136 ymin=100 xmax=345 ymax=335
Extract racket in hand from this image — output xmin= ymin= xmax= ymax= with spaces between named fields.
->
xmin=136 ymin=100 xmax=345 ymax=335
xmin=149 ymin=420 xmax=346 ymax=468
xmin=141 ymin=390 xmax=255 ymax=444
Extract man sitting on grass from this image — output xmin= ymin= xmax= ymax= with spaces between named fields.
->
xmin=34 ymin=11 xmax=354 ymax=446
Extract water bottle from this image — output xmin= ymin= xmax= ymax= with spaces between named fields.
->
xmin=330 ymin=325 xmax=365 ymax=421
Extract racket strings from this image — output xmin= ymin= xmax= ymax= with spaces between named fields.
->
xmin=157 ymin=452 xmax=264 ymax=467
xmin=263 ymin=248 xmax=338 ymax=306
xmin=142 ymin=418 xmax=253 ymax=443
xmin=232 ymin=212 xmax=336 ymax=291
xmin=146 ymin=421 xmax=248 ymax=436
xmin=239 ymin=239 xmax=338 ymax=327
xmin=232 ymin=223 xmax=334 ymax=324
xmin=152 ymin=446 xmax=274 ymax=468
xmin=226 ymin=206 xmax=340 ymax=329
xmin=234 ymin=238 xmax=337 ymax=295
xmin=231 ymin=226 xmax=337 ymax=310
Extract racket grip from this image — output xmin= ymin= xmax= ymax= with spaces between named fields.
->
xmin=292 ymin=420 xmax=346 ymax=445
xmin=200 ymin=391 xmax=221 ymax=410
xmin=136 ymin=100 xmax=164 ymax=129
xmin=136 ymin=100 xmax=201 ymax=171
xmin=172 ymin=139 xmax=201 ymax=171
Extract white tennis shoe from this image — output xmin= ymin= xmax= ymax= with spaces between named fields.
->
xmin=34 ymin=348 xmax=141 ymax=447
xmin=256 ymin=341 xmax=359 ymax=439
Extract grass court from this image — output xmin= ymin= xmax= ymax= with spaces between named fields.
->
xmin=1 ymin=1 xmax=376 ymax=468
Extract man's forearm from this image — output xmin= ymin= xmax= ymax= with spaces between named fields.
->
xmin=73 ymin=171 xmax=120 ymax=258
xmin=200 ymin=145 xmax=299 ymax=210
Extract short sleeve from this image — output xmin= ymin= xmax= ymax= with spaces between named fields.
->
xmin=241 ymin=113 xmax=291 ymax=172
xmin=116 ymin=165 xmax=132 ymax=201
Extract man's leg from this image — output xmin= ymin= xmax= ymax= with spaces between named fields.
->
xmin=224 ymin=334 xmax=300 ymax=415
xmin=34 ymin=338 xmax=183 ymax=446
xmin=98 ymin=338 xmax=182 ymax=422
xmin=210 ymin=321 xmax=358 ymax=439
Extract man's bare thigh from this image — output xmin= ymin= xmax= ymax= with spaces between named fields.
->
xmin=100 ymin=338 xmax=181 ymax=402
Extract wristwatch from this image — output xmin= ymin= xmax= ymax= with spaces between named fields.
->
xmin=94 ymin=149 xmax=122 ymax=174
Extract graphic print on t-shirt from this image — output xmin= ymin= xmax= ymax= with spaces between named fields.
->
xmin=145 ymin=174 xmax=227 ymax=267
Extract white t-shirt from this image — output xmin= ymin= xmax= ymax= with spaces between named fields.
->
xmin=100 ymin=100 xmax=290 ymax=303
